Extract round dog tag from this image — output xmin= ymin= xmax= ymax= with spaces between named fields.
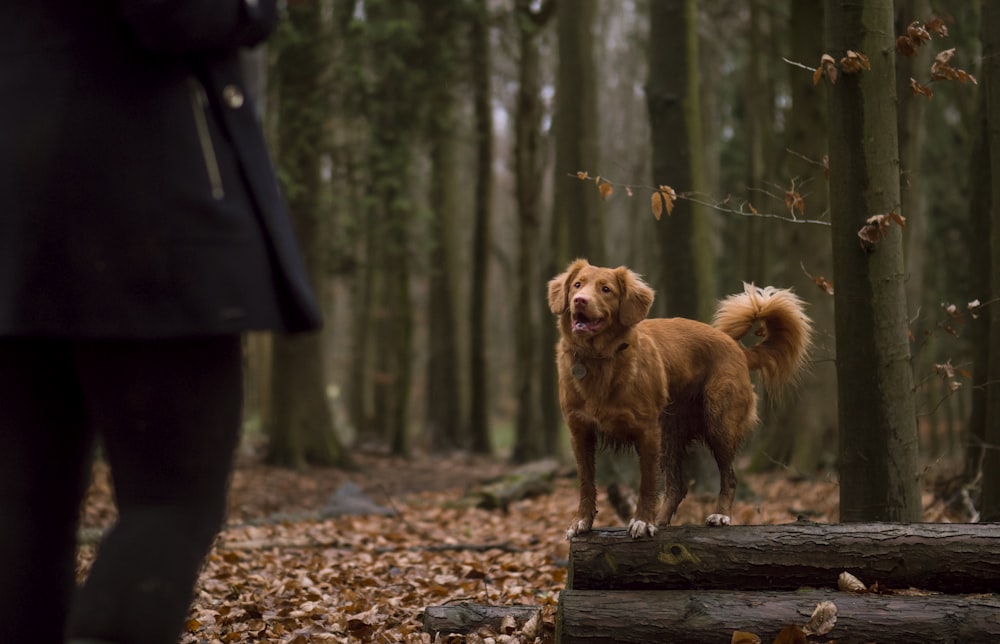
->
xmin=571 ymin=362 xmax=587 ymax=379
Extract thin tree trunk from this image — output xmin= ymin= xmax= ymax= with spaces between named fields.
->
xmin=467 ymin=0 xmax=494 ymax=455
xmin=511 ymin=0 xmax=553 ymax=464
xmin=825 ymin=0 xmax=921 ymax=521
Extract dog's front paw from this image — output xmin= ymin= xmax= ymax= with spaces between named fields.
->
xmin=566 ymin=519 xmax=593 ymax=540
xmin=627 ymin=518 xmax=657 ymax=539
xmin=705 ymin=513 xmax=731 ymax=527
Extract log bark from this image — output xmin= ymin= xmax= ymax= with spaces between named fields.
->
xmin=568 ymin=524 xmax=1000 ymax=593
xmin=557 ymin=588 xmax=1000 ymax=644
xmin=423 ymin=603 xmax=540 ymax=636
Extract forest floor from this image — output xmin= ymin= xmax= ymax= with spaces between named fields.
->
xmin=77 ymin=445 xmax=972 ymax=644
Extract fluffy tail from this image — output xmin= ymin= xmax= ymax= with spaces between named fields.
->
xmin=713 ymin=283 xmax=812 ymax=396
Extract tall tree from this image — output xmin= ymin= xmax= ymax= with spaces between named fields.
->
xmin=467 ymin=0 xmax=494 ymax=455
xmin=267 ymin=0 xmax=351 ymax=468
xmin=555 ymin=0 xmax=603 ymax=265
xmin=511 ymin=0 xmax=555 ymax=464
xmin=825 ymin=0 xmax=921 ymax=521
xmin=979 ymin=0 xmax=1000 ymax=520
xmin=365 ymin=0 xmax=425 ymax=455
xmin=646 ymin=0 xmax=715 ymax=321
xmin=752 ymin=0 xmax=836 ymax=475
xmin=423 ymin=2 xmax=466 ymax=450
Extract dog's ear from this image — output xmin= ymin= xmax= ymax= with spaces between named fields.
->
xmin=616 ymin=267 xmax=654 ymax=326
xmin=548 ymin=258 xmax=590 ymax=314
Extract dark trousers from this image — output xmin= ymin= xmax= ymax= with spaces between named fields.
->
xmin=0 ymin=336 xmax=243 ymax=644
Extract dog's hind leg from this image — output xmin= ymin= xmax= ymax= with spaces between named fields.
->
xmin=655 ymin=422 xmax=687 ymax=527
xmin=703 ymin=382 xmax=756 ymax=527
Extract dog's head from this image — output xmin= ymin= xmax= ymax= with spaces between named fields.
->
xmin=547 ymin=259 xmax=654 ymax=336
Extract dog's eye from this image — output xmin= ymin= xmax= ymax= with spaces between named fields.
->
xmin=601 ymin=285 xmax=612 ymax=293
xmin=573 ymin=281 xmax=581 ymax=288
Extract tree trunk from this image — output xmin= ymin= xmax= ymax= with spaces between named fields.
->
xmin=467 ymin=0 xmax=494 ymax=455
xmin=751 ymin=0 xmax=836 ymax=475
xmin=557 ymin=588 xmax=1000 ymax=644
xmin=267 ymin=0 xmax=350 ymax=468
xmin=825 ymin=0 xmax=921 ymax=522
xmin=365 ymin=0 xmax=422 ymax=455
xmin=424 ymin=2 xmax=465 ymax=451
xmin=980 ymin=1 xmax=1000 ymax=520
xmin=963 ymin=74 xmax=991 ymax=484
xmin=567 ymin=524 xmax=1000 ymax=593
xmin=423 ymin=603 xmax=541 ymax=637
xmin=556 ymin=0 xmax=602 ymax=264
xmin=646 ymin=0 xmax=715 ymax=322
xmin=511 ymin=0 xmax=554 ymax=464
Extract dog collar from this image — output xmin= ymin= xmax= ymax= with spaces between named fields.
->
xmin=571 ymin=343 xmax=629 ymax=379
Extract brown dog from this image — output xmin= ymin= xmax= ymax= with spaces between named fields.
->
xmin=548 ymin=259 xmax=811 ymax=538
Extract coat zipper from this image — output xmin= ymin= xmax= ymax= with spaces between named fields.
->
xmin=188 ymin=77 xmax=225 ymax=200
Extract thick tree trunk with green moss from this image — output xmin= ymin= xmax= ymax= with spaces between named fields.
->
xmin=424 ymin=2 xmax=465 ymax=451
xmin=825 ymin=0 xmax=921 ymax=521
xmin=267 ymin=1 xmax=350 ymax=468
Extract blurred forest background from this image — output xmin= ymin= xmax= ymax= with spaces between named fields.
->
xmin=242 ymin=0 xmax=990 ymax=498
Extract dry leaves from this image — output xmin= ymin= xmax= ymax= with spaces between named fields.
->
xmin=857 ymin=211 xmax=906 ymax=250
xmin=76 ymin=455 xmax=849 ymax=643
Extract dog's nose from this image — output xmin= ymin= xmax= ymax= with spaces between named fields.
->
xmin=573 ymin=295 xmax=588 ymax=308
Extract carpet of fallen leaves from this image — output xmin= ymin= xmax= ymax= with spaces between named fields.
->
xmin=76 ymin=446 xmax=967 ymax=644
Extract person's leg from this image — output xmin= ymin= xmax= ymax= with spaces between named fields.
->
xmin=66 ymin=335 xmax=243 ymax=644
xmin=0 ymin=338 xmax=94 ymax=644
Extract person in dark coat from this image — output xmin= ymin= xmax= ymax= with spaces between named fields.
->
xmin=0 ymin=2 xmax=322 ymax=642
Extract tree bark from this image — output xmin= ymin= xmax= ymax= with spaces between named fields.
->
xmin=567 ymin=525 xmax=1000 ymax=593
xmin=512 ymin=0 xmax=555 ymax=464
xmin=267 ymin=0 xmax=350 ymax=468
xmin=423 ymin=603 xmax=540 ymax=636
xmin=467 ymin=0 xmax=494 ymax=455
xmin=646 ymin=0 xmax=715 ymax=322
xmin=825 ymin=0 xmax=922 ymax=522
xmin=981 ymin=0 xmax=1000 ymax=520
xmin=557 ymin=588 xmax=1000 ymax=644
xmin=752 ymin=0 xmax=836 ymax=475
xmin=424 ymin=2 xmax=465 ymax=451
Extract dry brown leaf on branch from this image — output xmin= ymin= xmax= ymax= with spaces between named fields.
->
xmin=931 ymin=48 xmax=978 ymax=85
xmin=839 ymin=50 xmax=871 ymax=75
xmin=597 ymin=180 xmax=614 ymax=201
xmin=731 ymin=630 xmax=761 ymax=644
xmin=910 ymin=77 xmax=934 ymax=99
xmin=784 ymin=190 xmax=805 ymax=218
xmin=813 ymin=53 xmax=838 ymax=85
xmin=926 ymin=15 xmax=949 ymax=37
xmin=576 ymin=170 xmax=590 ymax=181
xmin=857 ymin=211 xmax=905 ymax=249
xmin=814 ymin=276 xmax=834 ymax=296
xmin=651 ymin=185 xmax=677 ymax=220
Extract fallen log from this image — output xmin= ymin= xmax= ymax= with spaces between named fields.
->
xmin=556 ymin=588 xmax=1000 ymax=644
xmin=568 ymin=523 xmax=1000 ymax=593
xmin=423 ymin=603 xmax=541 ymax=636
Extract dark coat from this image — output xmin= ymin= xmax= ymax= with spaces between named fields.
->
xmin=0 ymin=0 xmax=322 ymax=337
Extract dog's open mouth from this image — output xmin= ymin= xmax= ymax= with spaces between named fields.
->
xmin=572 ymin=312 xmax=605 ymax=334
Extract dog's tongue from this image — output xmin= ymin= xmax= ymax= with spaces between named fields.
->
xmin=573 ymin=315 xmax=602 ymax=334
